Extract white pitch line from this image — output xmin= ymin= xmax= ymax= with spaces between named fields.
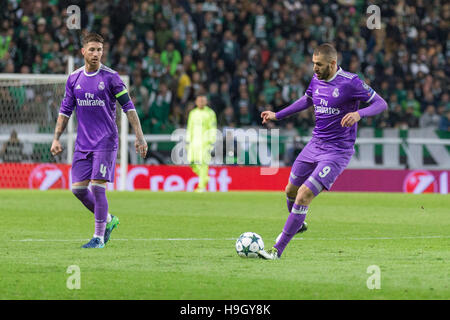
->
xmin=10 ymin=235 xmax=450 ymax=242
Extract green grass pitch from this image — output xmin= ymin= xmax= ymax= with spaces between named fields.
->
xmin=0 ymin=190 xmax=449 ymax=300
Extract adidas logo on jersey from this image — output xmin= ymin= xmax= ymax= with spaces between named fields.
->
xmin=75 ymin=84 xmax=81 ymax=90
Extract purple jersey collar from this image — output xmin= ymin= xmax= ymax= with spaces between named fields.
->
xmin=323 ymin=66 xmax=342 ymax=82
xmin=83 ymin=64 xmax=102 ymax=77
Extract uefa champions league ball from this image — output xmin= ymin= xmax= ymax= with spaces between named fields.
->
xmin=235 ymin=232 xmax=264 ymax=258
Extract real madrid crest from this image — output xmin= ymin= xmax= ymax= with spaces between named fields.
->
xmin=332 ymin=87 xmax=339 ymax=97
xmin=98 ymin=81 xmax=105 ymax=90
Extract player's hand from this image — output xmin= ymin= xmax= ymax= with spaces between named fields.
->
xmin=135 ymin=137 xmax=148 ymax=159
xmin=341 ymin=111 xmax=361 ymax=127
xmin=50 ymin=139 xmax=63 ymax=156
xmin=261 ymin=111 xmax=277 ymax=124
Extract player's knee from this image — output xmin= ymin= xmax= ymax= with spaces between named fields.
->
xmin=285 ymin=183 xmax=298 ymax=198
xmin=296 ymin=185 xmax=315 ymax=205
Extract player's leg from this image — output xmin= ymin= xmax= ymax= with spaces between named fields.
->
xmin=284 ymin=161 xmax=317 ymax=229
xmin=274 ymin=182 xmax=307 ymax=244
xmin=71 ymin=151 xmax=113 ymax=223
xmin=193 ymin=148 xmax=210 ymax=192
xmin=190 ymin=163 xmax=204 ymax=192
xmin=82 ymin=150 xmax=117 ymax=248
xmin=89 ymin=180 xmax=108 ymax=245
xmin=260 ymin=161 xmax=315 ymax=259
xmin=72 ymin=181 xmax=95 ymax=212
xmin=190 ymin=163 xmax=200 ymax=176
xmin=71 ymin=151 xmax=95 ymax=212
xmin=269 ymin=184 xmax=315 ymax=258
xmin=188 ymin=147 xmax=200 ymax=177
xmin=285 ymin=182 xmax=298 ymax=213
xmin=196 ymin=163 xmax=209 ymax=191
xmin=262 ymin=158 xmax=351 ymax=259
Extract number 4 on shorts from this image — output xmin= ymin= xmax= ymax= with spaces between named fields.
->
xmin=100 ymin=164 xmax=107 ymax=178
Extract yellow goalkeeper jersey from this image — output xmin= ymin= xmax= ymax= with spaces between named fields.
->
xmin=186 ymin=105 xmax=217 ymax=150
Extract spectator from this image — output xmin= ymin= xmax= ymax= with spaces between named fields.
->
xmin=143 ymin=30 xmax=156 ymax=51
xmin=238 ymin=102 xmax=252 ymax=126
xmin=218 ymin=105 xmax=237 ymax=128
xmin=133 ymin=1 xmax=155 ymax=38
xmin=155 ymin=19 xmax=172 ymax=52
xmin=252 ymin=5 xmax=269 ymax=40
xmin=147 ymin=82 xmax=173 ymax=133
xmin=0 ymin=130 xmax=24 ymax=162
xmin=391 ymin=104 xmax=406 ymax=129
xmin=402 ymin=90 xmax=421 ymax=117
xmin=419 ymin=105 xmax=441 ymax=129
xmin=220 ymin=30 xmax=239 ymax=74
xmin=173 ymin=12 xmax=197 ymax=42
xmin=1 ymin=0 xmax=448 ymax=139
xmin=130 ymin=73 xmax=150 ymax=116
xmin=438 ymin=110 xmax=450 ymax=132
xmin=403 ymin=105 xmax=420 ymax=128
xmin=207 ymin=82 xmax=226 ymax=116
xmin=160 ymin=41 xmax=182 ymax=76
xmin=175 ymin=65 xmax=192 ymax=108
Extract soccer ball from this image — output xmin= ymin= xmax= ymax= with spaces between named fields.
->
xmin=235 ymin=232 xmax=264 ymax=258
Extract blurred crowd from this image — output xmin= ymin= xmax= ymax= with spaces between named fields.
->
xmin=1 ymin=0 xmax=449 ymax=135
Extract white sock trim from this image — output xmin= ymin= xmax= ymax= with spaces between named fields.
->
xmin=91 ymin=183 xmax=107 ymax=188
xmin=72 ymin=185 xmax=89 ymax=189
xmin=292 ymin=205 xmax=308 ymax=215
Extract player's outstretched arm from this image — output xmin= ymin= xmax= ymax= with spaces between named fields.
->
xmin=263 ymin=95 xmax=313 ymax=124
xmin=50 ymin=114 xmax=69 ymax=156
xmin=126 ymin=110 xmax=148 ymax=159
xmin=341 ymin=94 xmax=388 ymax=127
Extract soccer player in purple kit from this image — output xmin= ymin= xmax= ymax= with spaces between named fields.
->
xmin=259 ymin=43 xmax=388 ymax=260
xmin=50 ymin=33 xmax=148 ymax=248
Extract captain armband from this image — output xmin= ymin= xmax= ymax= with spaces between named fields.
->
xmin=115 ymin=89 xmax=131 ymax=106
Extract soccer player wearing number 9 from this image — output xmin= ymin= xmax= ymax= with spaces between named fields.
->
xmin=50 ymin=33 xmax=148 ymax=248
xmin=259 ymin=43 xmax=388 ymax=260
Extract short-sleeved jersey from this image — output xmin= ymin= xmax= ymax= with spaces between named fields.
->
xmin=305 ymin=67 xmax=376 ymax=149
xmin=59 ymin=64 xmax=135 ymax=152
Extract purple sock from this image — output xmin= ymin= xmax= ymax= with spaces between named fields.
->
xmin=91 ymin=184 xmax=108 ymax=239
xmin=72 ymin=186 xmax=95 ymax=213
xmin=286 ymin=196 xmax=295 ymax=213
xmin=274 ymin=203 xmax=308 ymax=257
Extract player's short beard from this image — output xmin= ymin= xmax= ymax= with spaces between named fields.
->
xmin=319 ymin=64 xmax=332 ymax=80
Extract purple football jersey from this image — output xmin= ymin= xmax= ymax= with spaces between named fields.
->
xmin=305 ymin=67 xmax=376 ymax=149
xmin=59 ymin=64 xmax=135 ymax=152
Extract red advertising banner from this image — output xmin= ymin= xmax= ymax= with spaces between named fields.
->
xmin=0 ymin=163 xmax=448 ymax=194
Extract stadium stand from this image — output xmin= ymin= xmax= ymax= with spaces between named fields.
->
xmin=0 ymin=0 xmax=448 ymax=150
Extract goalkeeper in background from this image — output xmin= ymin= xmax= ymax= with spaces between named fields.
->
xmin=186 ymin=94 xmax=217 ymax=192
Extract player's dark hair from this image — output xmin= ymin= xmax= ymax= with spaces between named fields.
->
xmin=313 ymin=43 xmax=337 ymax=61
xmin=82 ymin=32 xmax=104 ymax=46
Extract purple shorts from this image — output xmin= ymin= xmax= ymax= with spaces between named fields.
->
xmin=289 ymin=137 xmax=354 ymax=195
xmin=71 ymin=150 xmax=117 ymax=183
